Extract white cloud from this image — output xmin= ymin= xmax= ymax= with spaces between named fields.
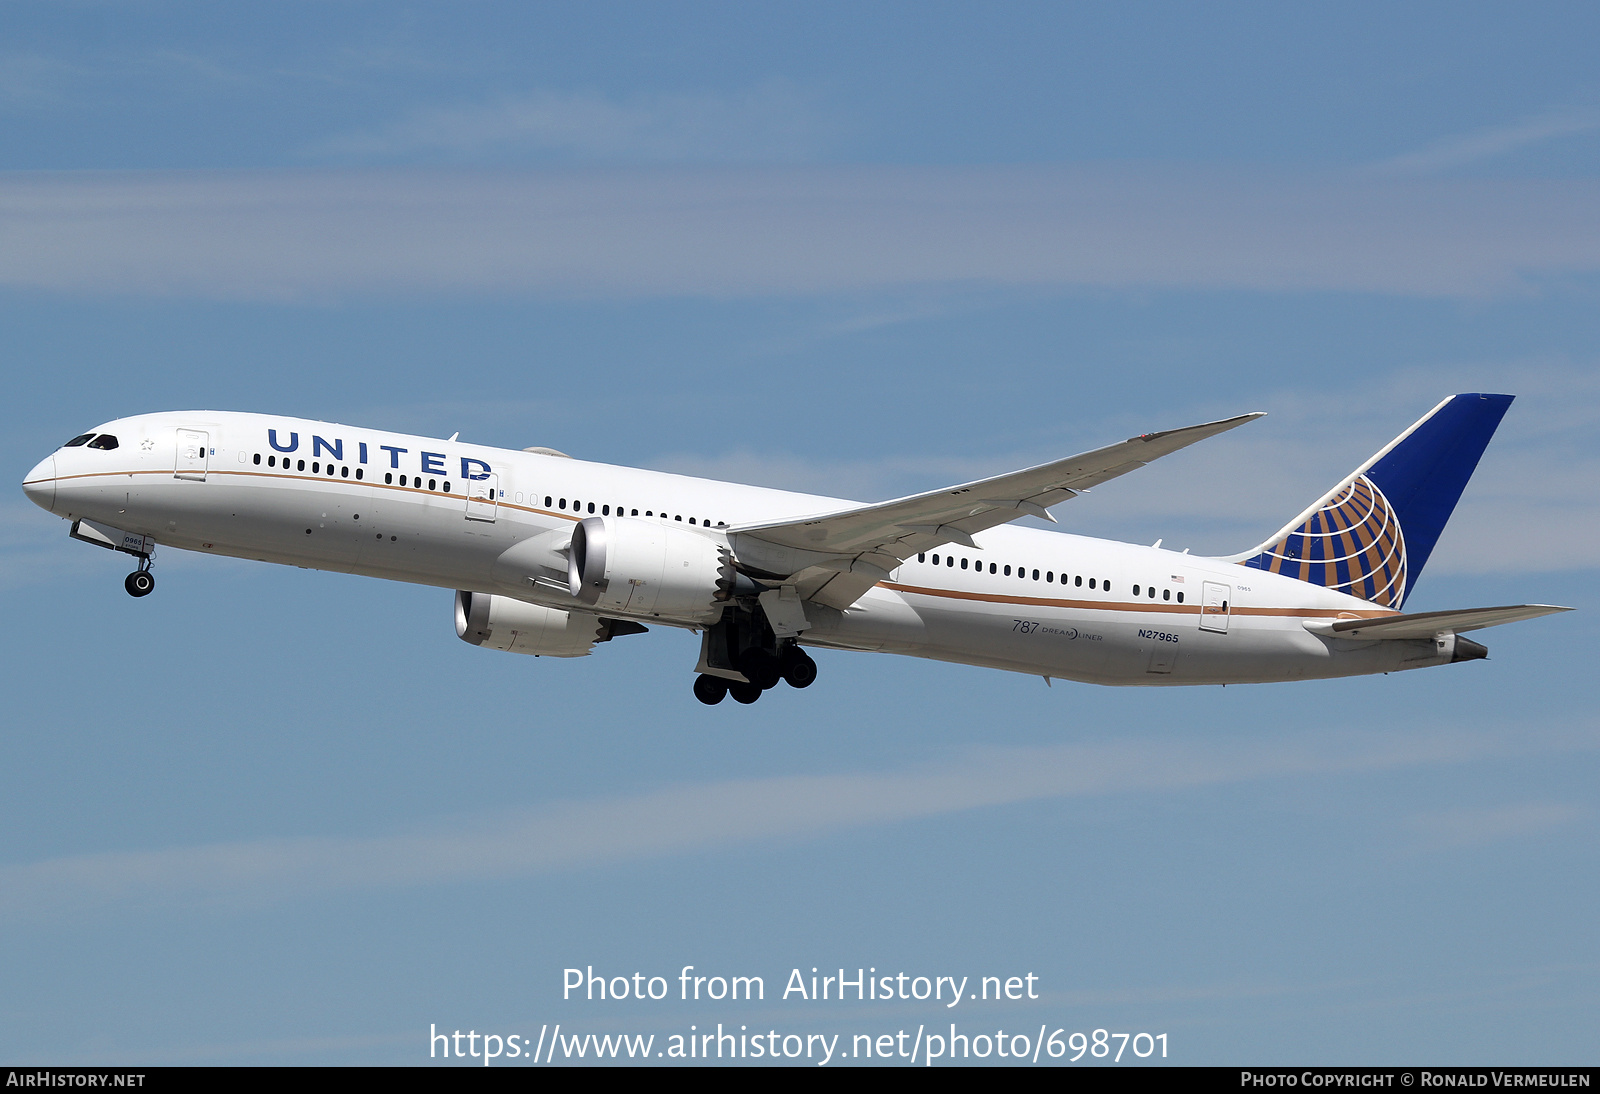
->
xmin=1 ymin=166 xmax=1596 ymax=301
xmin=312 ymin=82 xmax=832 ymax=163
xmin=1 ymin=721 xmax=1590 ymax=922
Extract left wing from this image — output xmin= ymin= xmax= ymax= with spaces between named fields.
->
xmin=730 ymin=412 xmax=1263 ymax=609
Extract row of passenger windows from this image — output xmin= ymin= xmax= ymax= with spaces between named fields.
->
xmin=253 ymin=452 xmax=384 ymax=484
xmin=920 ymin=552 xmax=1109 ymax=589
xmin=914 ymin=552 xmax=1186 ymax=602
xmin=539 ymin=496 xmax=726 ymax=527
xmin=254 ymin=451 xmax=724 ymax=524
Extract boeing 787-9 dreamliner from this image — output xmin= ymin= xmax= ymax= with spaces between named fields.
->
xmin=23 ymin=393 xmax=1569 ymax=704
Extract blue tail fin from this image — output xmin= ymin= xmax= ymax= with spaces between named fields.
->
xmin=1230 ymin=394 xmax=1513 ymax=608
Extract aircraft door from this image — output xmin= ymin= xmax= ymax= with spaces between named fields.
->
xmin=175 ymin=429 xmax=209 ymax=481
xmin=1199 ymin=580 xmax=1231 ymax=633
xmin=466 ymin=474 xmax=499 ymax=522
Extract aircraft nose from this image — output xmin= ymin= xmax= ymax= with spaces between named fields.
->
xmin=22 ymin=455 xmax=56 ymax=512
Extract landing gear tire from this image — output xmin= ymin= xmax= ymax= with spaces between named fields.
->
xmin=125 ymin=570 xmax=155 ymax=597
xmin=780 ymin=647 xmax=818 ymax=689
xmin=693 ymin=674 xmax=729 ymax=706
xmin=737 ymin=648 xmax=782 ymax=690
xmin=728 ymin=681 xmax=763 ymax=705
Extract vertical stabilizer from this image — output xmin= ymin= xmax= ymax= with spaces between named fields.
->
xmin=1227 ymin=394 xmax=1513 ymax=608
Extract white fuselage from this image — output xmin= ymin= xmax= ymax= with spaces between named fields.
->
xmin=24 ymin=411 xmax=1451 ymax=686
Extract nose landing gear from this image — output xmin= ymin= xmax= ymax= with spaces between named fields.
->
xmin=125 ymin=558 xmax=155 ymax=597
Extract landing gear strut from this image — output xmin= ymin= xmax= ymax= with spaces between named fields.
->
xmin=124 ymin=557 xmax=155 ymax=598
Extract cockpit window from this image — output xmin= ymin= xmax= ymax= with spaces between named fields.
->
xmin=87 ymin=434 xmax=119 ymax=450
xmin=63 ymin=433 xmax=95 ymax=447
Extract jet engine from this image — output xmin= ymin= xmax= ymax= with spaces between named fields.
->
xmin=455 ymin=590 xmax=608 ymax=657
xmin=567 ymin=515 xmax=753 ymax=621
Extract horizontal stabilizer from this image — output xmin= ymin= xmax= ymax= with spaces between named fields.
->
xmin=1305 ymin=604 xmax=1571 ymax=641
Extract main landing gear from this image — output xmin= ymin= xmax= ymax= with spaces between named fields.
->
xmin=694 ymin=644 xmax=817 ymax=706
xmin=124 ymin=557 xmax=155 ymax=597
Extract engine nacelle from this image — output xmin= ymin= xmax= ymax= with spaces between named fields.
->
xmin=568 ymin=515 xmax=739 ymax=621
xmin=455 ymin=590 xmax=605 ymax=657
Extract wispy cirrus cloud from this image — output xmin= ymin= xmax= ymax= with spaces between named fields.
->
xmin=1407 ymin=802 xmax=1588 ymax=852
xmin=655 ymin=360 xmax=1600 ymax=575
xmin=310 ymin=82 xmax=833 ymax=164
xmin=1 ymin=721 xmax=1591 ymax=922
xmin=1 ymin=166 xmax=1597 ymax=302
xmin=1374 ymin=108 xmax=1600 ymax=176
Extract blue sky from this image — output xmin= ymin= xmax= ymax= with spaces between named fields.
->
xmin=1 ymin=2 xmax=1597 ymax=1066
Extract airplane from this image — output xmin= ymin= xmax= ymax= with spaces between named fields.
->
xmin=21 ymin=393 xmax=1570 ymax=705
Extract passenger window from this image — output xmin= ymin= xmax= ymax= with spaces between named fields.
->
xmin=960 ymin=557 xmax=968 ymax=569
xmin=1149 ymin=586 xmax=1156 ymax=598
xmin=312 ymin=462 xmax=320 ymax=473
xmin=443 ymin=481 xmax=450 ymax=492
xmin=87 ymin=435 xmax=119 ymax=450
xmin=1004 ymin=565 xmax=1011 ymax=576
xmin=1104 ymin=582 xmax=1111 ymax=592
xmin=1134 ymin=585 xmax=1140 ymax=595
xmin=559 ymin=499 xmax=567 ymax=509
xmin=545 ymin=496 xmax=552 ymax=507
xmin=589 ymin=502 xmax=595 ymax=513
xmin=1032 ymin=569 xmax=1039 ymax=580
xmin=1075 ymin=575 xmax=1082 ymax=587
xmin=918 ymin=553 xmax=926 ymax=562
xmin=429 ymin=479 xmax=438 ymax=491
xmin=341 ymin=466 xmax=349 ymax=478
xmin=603 ymin=505 xmax=610 ymax=516
xmin=1177 ymin=592 xmax=1185 ymax=603
xmin=268 ymin=456 xmax=276 ymax=467
xmin=1046 ymin=571 xmax=1053 ymax=582
xmin=989 ymin=563 xmax=997 ymax=574
xmin=63 ymin=434 xmax=95 ymax=447
xmin=632 ymin=509 xmax=640 ymax=516
xmin=1163 ymin=589 xmax=1170 ymax=600
xmin=252 ymin=453 xmax=261 ymax=465
xmin=689 ymin=517 xmax=696 ymax=525
xmin=385 ymin=472 xmax=392 ymax=484
xmin=1088 ymin=578 xmax=1096 ymax=590
xmin=355 ymin=468 xmax=363 ymax=480
xmin=946 ymin=555 xmax=954 ymax=566
xmin=675 ymin=515 xmax=682 ymax=521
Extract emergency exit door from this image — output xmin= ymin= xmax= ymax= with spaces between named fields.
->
xmin=175 ymin=429 xmax=209 ymax=481
xmin=466 ymin=474 xmax=499 ymax=522
xmin=1200 ymin=581 xmax=1231 ymax=633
